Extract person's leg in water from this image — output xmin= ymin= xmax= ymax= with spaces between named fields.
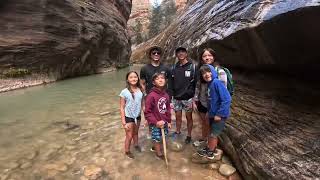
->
xmin=199 ymin=112 xmax=209 ymax=140
xmin=151 ymin=125 xmax=165 ymax=160
xmin=197 ymin=118 xmax=225 ymax=159
xmin=132 ymin=118 xmax=142 ymax=152
xmin=175 ymin=110 xmax=182 ymax=134
xmin=193 ymin=102 xmax=209 ymax=147
xmin=173 ymin=99 xmax=183 ymax=134
xmin=185 ymin=111 xmax=193 ymax=144
xmin=184 ymin=99 xmax=193 ymax=144
xmin=124 ymin=122 xmax=134 ymax=158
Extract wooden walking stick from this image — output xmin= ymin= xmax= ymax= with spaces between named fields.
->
xmin=161 ymin=127 xmax=169 ymax=167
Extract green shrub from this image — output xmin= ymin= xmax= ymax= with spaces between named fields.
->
xmin=2 ymin=68 xmax=31 ymax=78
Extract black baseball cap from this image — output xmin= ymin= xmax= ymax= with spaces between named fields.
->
xmin=175 ymin=47 xmax=187 ymax=54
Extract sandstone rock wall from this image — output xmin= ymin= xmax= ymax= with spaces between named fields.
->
xmin=0 ymin=0 xmax=132 ymax=80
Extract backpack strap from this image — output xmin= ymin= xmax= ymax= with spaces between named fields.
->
xmin=171 ymin=64 xmax=176 ymax=78
xmin=192 ymin=63 xmax=196 ymax=82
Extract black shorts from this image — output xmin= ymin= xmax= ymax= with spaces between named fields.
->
xmin=125 ymin=116 xmax=141 ymax=124
xmin=197 ymin=101 xmax=208 ymax=113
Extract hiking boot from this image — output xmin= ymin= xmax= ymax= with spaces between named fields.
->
xmin=197 ymin=147 xmax=209 ymax=157
xmin=125 ymin=151 xmax=134 ymax=159
xmin=192 ymin=139 xmax=206 ymax=147
xmin=134 ymin=145 xmax=142 ymax=153
xmin=197 ymin=147 xmax=214 ymax=160
xmin=150 ymin=146 xmax=155 ymax=152
xmin=185 ymin=136 xmax=192 ymax=144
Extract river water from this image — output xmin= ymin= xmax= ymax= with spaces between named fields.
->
xmin=0 ymin=66 xmax=229 ymax=180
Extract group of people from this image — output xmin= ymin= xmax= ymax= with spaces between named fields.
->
xmin=119 ymin=45 xmax=232 ymax=161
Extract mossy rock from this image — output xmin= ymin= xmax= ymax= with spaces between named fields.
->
xmin=2 ymin=68 xmax=31 ymax=78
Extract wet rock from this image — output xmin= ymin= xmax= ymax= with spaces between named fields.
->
xmin=219 ymin=164 xmax=236 ymax=177
xmin=222 ymin=156 xmax=232 ymax=165
xmin=20 ymin=162 xmax=32 ymax=169
xmin=84 ymin=165 xmax=103 ymax=180
xmin=168 ymin=141 xmax=184 ymax=152
xmin=44 ymin=163 xmax=68 ymax=172
xmin=206 ymin=163 xmax=220 ymax=170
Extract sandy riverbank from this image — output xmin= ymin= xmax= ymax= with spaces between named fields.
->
xmin=0 ymin=67 xmax=117 ymax=94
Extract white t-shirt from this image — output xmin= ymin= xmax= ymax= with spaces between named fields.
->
xmin=119 ymin=88 xmax=143 ymax=119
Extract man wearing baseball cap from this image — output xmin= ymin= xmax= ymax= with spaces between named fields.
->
xmin=168 ymin=47 xmax=197 ymax=144
xmin=140 ymin=46 xmax=171 ymax=95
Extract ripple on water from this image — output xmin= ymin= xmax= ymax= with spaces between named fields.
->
xmin=0 ymin=67 xmax=234 ymax=179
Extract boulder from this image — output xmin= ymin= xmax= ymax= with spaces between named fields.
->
xmin=219 ymin=164 xmax=237 ymax=177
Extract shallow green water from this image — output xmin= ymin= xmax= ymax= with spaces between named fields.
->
xmin=0 ymin=66 xmax=227 ymax=180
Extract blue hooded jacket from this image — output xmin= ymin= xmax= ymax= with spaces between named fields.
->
xmin=206 ymin=65 xmax=232 ymax=118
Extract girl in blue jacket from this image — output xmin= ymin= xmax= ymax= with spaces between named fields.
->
xmin=197 ymin=64 xmax=231 ymax=159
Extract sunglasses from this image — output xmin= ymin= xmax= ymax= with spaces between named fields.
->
xmin=152 ymin=51 xmax=161 ymax=55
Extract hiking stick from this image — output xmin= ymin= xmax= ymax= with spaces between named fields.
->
xmin=161 ymin=127 xmax=169 ymax=167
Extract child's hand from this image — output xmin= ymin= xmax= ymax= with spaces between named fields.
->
xmin=214 ymin=116 xmax=221 ymax=121
xmin=168 ymin=123 xmax=172 ymax=129
xmin=170 ymin=103 xmax=174 ymax=109
xmin=193 ymin=101 xmax=198 ymax=112
xmin=143 ymin=121 xmax=148 ymax=128
xmin=122 ymin=123 xmax=129 ymax=130
xmin=156 ymin=120 xmax=165 ymax=128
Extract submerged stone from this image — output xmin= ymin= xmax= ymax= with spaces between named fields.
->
xmin=44 ymin=163 xmax=68 ymax=172
xmin=207 ymin=163 xmax=220 ymax=170
xmin=168 ymin=141 xmax=184 ymax=152
xmin=84 ymin=164 xmax=103 ymax=180
xmin=219 ymin=164 xmax=236 ymax=177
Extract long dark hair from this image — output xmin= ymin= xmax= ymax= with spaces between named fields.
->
xmin=125 ymin=71 xmax=141 ymax=99
xmin=198 ymin=48 xmax=217 ymax=68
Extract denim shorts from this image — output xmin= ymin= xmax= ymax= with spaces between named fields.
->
xmin=172 ymin=98 xmax=193 ymax=112
xmin=150 ymin=123 xmax=168 ymax=143
xmin=209 ymin=118 xmax=226 ymax=137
